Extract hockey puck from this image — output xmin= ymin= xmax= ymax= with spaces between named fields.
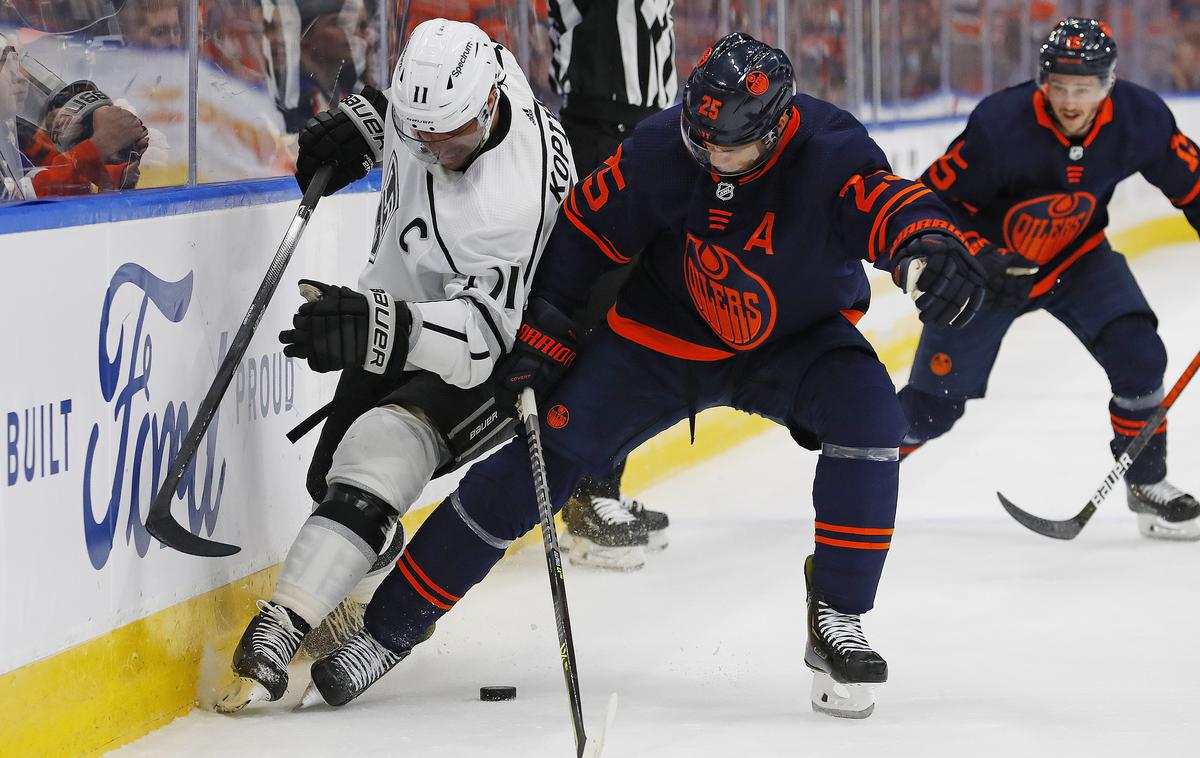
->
xmin=480 ymin=685 xmax=517 ymax=701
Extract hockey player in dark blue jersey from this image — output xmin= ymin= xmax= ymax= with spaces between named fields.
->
xmin=301 ymin=32 xmax=988 ymax=720
xmin=899 ymin=17 xmax=1200 ymax=540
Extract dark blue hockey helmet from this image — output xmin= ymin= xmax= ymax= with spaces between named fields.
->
xmin=681 ymin=32 xmax=796 ymax=175
xmin=1038 ymin=17 xmax=1118 ymax=84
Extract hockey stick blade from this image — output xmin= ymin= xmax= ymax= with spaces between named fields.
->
xmin=996 ymin=350 xmax=1200 ymax=541
xmin=581 ymin=693 xmax=619 ymax=758
xmin=145 ymin=164 xmax=335 ymax=556
xmin=997 ymin=491 xmax=1095 ymax=540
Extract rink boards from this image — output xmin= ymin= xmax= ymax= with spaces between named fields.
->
xmin=0 ymin=99 xmax=1197 ymax=757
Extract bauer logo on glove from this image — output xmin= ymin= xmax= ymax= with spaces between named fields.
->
xmin=280 ymin=279 xmax=411 ymax=379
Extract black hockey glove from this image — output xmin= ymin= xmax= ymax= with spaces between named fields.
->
xmin=493 ymin=298 xmax=578 ymax=410
xmin=295 ymin=86 xmax=388 ymax=196
xmin=280 ymin=279 xmax=411 ymax=378
xmin=976 ymin=244 xmax=1041 ymax=309
xmin=892 ymin=232 xmax=987 ymax=328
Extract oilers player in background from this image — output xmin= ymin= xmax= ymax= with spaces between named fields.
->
xmin=216 ymin=18 xmax=575 ymax=712
xmin=899 ymin=17 xmax=1200 ymax=540
xmin=302 ymin=32 xmax=989 ymax=720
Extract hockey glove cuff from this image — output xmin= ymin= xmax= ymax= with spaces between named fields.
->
xmin=280 ymin=279 xmax=411 ymax=377
xmin=494 ymin=298 xmax=578 ymax=410
xmin=976 ymin=244 xmax=1040 ymax=309
xmin=296 ymin=86 xmax=389 ymax=196
xmin=893 ymin=232 xmax=987 ymax=328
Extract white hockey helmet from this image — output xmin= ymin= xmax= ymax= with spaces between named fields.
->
xmin=391 ymin=19 xmax=499 ymax=164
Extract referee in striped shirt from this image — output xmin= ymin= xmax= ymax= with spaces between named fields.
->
xmin=548 ymin=0 xmax=677 ymax=568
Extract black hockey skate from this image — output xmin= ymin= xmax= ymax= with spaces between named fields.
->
xmin=621 ymin=495 xmax=670 ymax=551
xmin=561 ymin=495 xmax=649 ymax=570
xmin=803 ymin=555 xmax=887 ymax=719
xmin=215 ymin=600 xmax=312 ymax=713
xmin=301 ymin=629 xmax=409 ymax=707
xmin=1127 ymin=480 xmax=1200 ymax=541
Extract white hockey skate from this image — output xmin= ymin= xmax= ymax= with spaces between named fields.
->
xmin=1127 ymin=480 xmax=1200 ymax=541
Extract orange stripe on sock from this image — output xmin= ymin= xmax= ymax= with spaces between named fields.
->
xmin=402 ymin=553 xmax=462 ymax=603
xmin=396 ymin=556 xmax=455 ymax=611
xmin=815 ymin=522 xmax=894 ymax=536
xmin=815 ymin=535 xmax=892 ymax=550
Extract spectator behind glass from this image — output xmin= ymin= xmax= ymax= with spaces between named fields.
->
xmin=11 ymin=47 xmax=151 ymax=197
xmin=1 ymin=32 xmax=30 ymax=200
xmin=279 ymin=0 xmax=371 ymax=133
xmin=119 ymin=0 xmax=183 ymax=51
xmin=203 ymin=0 xmax=270 ymax=85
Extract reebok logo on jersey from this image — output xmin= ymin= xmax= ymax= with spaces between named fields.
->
xmin=1002 ymin=192 xmax=1096 ymax=265
xmin=684 ymin=233 xmax=776 ymax=350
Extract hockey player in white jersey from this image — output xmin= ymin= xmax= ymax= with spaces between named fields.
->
xmin=216 ymin=18 xmax=575 ymax=712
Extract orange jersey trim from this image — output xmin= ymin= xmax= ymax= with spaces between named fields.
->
xmin=869 ymin=184 xmax=933 ymax=261
xmin=563 ymin=192 xmax=630 ymax=264
xmin=815 ymin=522 xmax=894 ymax=536
xmin=737 ymin=106 xmax=802 ymax=185
xmin=815 ymin=535 xmax=892 ymax=550
xmin=840 ymin=309 xmax=866 ymax=325
xmin=607 ymin=307 xmax=734 ymax=361
xmin=1029 ymin=230 xmax=1106 ymax=297
xmin=1173 ymin=174 xmax=1200 ymax=207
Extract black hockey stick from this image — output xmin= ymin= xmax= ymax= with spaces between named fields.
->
xmin=519 ymin=388 xmax=614 ymax=758
xmin=999 ymin=348 xmax=1200 ymax=539
xmin=145 ymin=164 xmax=335 ymax=557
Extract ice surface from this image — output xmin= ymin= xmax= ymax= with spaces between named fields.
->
xmin=112 ymin=244 xmax=1200 ymax=757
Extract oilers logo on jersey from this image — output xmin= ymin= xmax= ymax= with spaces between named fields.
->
xmin=1002 ymin=191 xmax=1096 ymax=265
xmin=683 ymin=233 xmax=776 ymax=350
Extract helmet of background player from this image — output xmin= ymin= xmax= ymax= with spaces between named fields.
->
xmin=680 ymin=32 xmax=796 ymax=177
xmin=1038 ymin=17 xmax=1118 ymax=86
xmin=390 ymin=18 xmax=500 ymax=169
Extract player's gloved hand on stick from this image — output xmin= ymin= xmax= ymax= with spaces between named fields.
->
xmin=975 ymin=244 xmax=1040 ymax=309
xmin=280 ymin=279 xmax=410 ymax=379
xmin=296 ymin=86 xmax=388 ymax=196
xmin=892 ymin=232 xmax=987 ymax=327
xmin=494 ymin=298 xmax=578 ymax=410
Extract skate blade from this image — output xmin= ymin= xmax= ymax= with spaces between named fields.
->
xmin=646 ymin=531 xmax=669 ymax=552
xmin=566 ymin=537 xmax=646 ymax=571
xmin=1137 ymin=513 xmax=1200 ymax=541
xmin=294 ymin=682 xmax=327 ymax=711
xmin=213 ymin=678 xmax=271 ymax=714
xmin=809 ymin=672 xmax=876 ymax=720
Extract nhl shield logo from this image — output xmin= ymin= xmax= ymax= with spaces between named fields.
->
xmin=1069 ymin=145 xmax=1084 ymax=160
xmin=716 ymin=181 xmax=735 ymax=201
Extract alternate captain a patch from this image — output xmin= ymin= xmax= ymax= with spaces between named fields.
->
xmin=683 ymin=233 xmax=777 ymax=350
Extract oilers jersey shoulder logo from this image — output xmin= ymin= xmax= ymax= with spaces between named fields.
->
xmin=683 ymin=233 xmax=777 ymax=349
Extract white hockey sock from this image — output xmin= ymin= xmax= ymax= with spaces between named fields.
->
xmin=273 ymin=517 xmax=376 ymax=628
